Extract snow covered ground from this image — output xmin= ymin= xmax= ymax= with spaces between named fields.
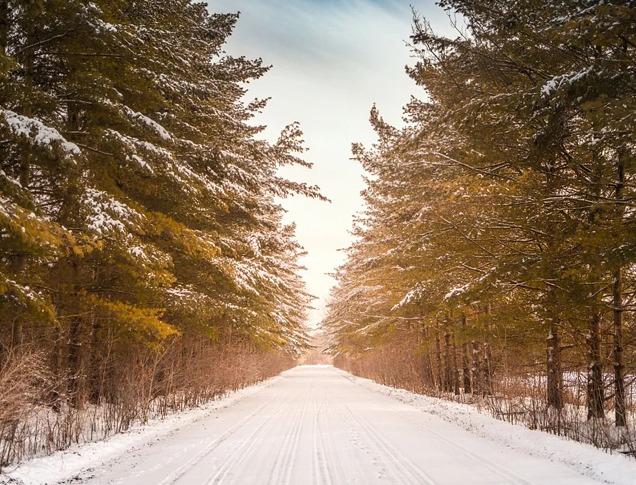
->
xmin=3 ymin=365 xmax=635 ymax=485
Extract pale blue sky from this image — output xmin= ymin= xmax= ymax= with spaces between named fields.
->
xmin=209 ymin=0 xmax=456 ymax=328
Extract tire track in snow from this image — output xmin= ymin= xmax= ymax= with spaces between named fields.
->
xmin=156 ymin=400 xmax=271 ymax=485
xmin=345 ymin=405 xmax=438 ymax=485
xmin=311 ymin=401 xmax=332 ymax=485
xmin=314 ymin=397 xmax=351 ymax=485
xmin=204 ymin=398 xmax=288 ymax=485
xmin=267 ymin=387 xmax=309 ymax=485
xmin=311 ymin=400 xmax=322 ymax=485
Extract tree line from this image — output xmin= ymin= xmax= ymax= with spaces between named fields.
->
xmin=0 ymin=0 xmax=319 ymax=465
xmin=326 ymin=0 xmax=635 ymax=449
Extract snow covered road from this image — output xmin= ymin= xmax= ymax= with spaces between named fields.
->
xmin=8 ymin=365 xmax=634 ymax=485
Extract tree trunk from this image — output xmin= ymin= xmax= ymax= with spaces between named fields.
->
xmin=613 ymin=267 xmax=626 ymax=426
xmin=421 ymin=324 xmax=435 ymax=389
xmin=546 ymin=316 xmax=563 ymax=410
xmin=483 ymin=304 xmax=493 ymax=395
xmin=64 ymin=101 xmax=85 ymax=408
xmin=443 ymin=330 xmax=452 ymax=393
xmin=586 ymin=311 xmax=604 ymax=420
xmin=434 ymin=332 xmax=443 ymax=391
xmin=461 ymin=314 xmax=471 ymax=393
xmin=88 ymin=313 xmax=101 ymax=404
xmin=50 ymin=326 xmax=63 ymax=412
xmin=585 ymin=155 xmax=604 ymax=420
xmin=613 ymin=155 xmax=626 ymax=427
xmin=471 ymin=340 xmax=481 ymax=395
xmin=67 ymin=312 xmax=83 ymax=407
xmin=450 ymin=332 xmax=460 ymax=395
xmin=544 ymin=166 xmax=564 ymax=411
xmin=482 ymin=343 xmax=492 ymax=395
xmin=11 ymin=317 xmax=22 ymax=347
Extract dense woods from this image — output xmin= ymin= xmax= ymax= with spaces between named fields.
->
xmin=0 ymin=0 xmax=319 ymax=466
xmin=326 ymin=0 xmax=636 ymax=450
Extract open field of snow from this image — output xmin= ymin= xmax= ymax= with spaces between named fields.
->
xmin=3 ymin=365 xmax=635 ymax=485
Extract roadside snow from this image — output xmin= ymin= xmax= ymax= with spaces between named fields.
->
xmin=349 ymin=373 xmax=636 ymax=485
xmin=1 ymin=376 xmax=280 ymax=485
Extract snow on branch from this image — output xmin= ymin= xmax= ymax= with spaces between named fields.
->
xmin=82 ymin=188 xmax=144 ymax=235
xmin=392 ymin=282 xmax=427 ymax=311
xmin=122 ymin=106 xmax=173 ymax=141
xmin=443 ymin=283 xmax=470 ymax=301
xmin=2 ymin=110 xmax=81 ymax=156
xmin=540 ymin=66 xmax=594 ymax=97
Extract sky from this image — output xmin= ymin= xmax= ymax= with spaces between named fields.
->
xmin=210 ymin=0 xmax=455 ymax=328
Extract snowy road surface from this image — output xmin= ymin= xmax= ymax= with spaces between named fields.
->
xmin=24 ymin=365 xmax=617 ymax=485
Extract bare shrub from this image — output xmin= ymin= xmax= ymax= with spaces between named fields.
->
xmin=0 ymin=339 xmax=294 ymax=469
xmin=0 ymin=347 xmax=52 ymax=468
